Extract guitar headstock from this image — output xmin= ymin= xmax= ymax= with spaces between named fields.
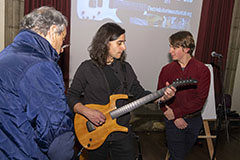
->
xmin=171 ymin=78 xmax=198 ymax=88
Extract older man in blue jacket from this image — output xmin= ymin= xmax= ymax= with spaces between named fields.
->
xmin=0 ymin=6 xmax=75 ymax=160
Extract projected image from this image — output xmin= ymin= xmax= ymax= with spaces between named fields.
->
xmin=77 ymin=0 xmax=122 ymax=23
xmin=77 ymin=0 xmax=194 ymax=30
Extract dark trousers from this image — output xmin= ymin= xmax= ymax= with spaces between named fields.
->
xmin=165 ymin=116 xmax=203 ymax=160
xmin=88 ymin=133 xmax=135 ymax=160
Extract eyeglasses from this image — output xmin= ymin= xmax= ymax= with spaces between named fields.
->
xmin=61 ymin=44 xmax=70 ymax=50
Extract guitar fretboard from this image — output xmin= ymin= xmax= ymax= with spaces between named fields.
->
xmin=109 ymin=79 xmax=197 ymax=119
xmin=110 ymin=87 xmax=165 ymax=119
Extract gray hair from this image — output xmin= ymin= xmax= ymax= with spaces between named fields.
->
xmin=20 ymin=6 xmax=68 ymax=36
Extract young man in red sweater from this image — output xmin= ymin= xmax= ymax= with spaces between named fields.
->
xmin=157 ymin=31 xmax=210 ymax=160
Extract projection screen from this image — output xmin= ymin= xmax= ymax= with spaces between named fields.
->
xmin=70 ymin=0 xmax=203 ymax=91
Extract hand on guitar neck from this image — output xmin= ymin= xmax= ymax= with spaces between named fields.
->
xmin=155 ymin=81 xmax=176 ymax=103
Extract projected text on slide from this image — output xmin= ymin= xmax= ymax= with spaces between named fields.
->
xmin=77 ymin=0 xmax=194 ymax=30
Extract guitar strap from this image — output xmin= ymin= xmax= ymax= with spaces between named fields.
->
xmin=121 ymin=62 xmax=128 ymax=94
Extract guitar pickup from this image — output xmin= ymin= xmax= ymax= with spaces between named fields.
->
xmin=86 ymin=121 xmax=96 ymax=132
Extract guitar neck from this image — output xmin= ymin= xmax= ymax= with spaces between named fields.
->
xmin=110 ymin=87 xmax=166 ymax=119
xmin=109 ymin=79 xmax=197 ymax=119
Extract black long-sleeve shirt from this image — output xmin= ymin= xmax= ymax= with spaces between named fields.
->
xmin=67 ymin=59 xmax=151 ymax=140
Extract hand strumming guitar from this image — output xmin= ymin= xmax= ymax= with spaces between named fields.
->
xmin=74 ymin=102 xmax=106 ymax=126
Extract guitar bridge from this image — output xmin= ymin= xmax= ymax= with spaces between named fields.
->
xmin=86 ymin=121 xmax=96 ymax=132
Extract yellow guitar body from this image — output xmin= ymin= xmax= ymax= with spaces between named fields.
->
xmin=74 ymin=94 xmax=129 ymax=150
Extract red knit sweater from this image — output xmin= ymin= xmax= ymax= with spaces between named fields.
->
xmin=157 ymin=58 xmax=210 ymax=119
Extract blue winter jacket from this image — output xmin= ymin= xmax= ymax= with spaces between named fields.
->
xmin=0 ymin=30 xmax=74 ymax=159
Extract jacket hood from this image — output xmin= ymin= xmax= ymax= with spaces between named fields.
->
xmin=14 ymin=29 xmax=60 ymax=62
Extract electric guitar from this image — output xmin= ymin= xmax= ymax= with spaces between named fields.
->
xmin=74 ymin=79 xmax=197 ymax=150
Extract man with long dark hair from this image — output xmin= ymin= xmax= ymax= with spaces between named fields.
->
xmin=67 ymin=22 xmax=175 ymax=160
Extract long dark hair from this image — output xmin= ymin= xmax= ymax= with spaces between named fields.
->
xmin=88 ymin=22 xmax=126 ymax=67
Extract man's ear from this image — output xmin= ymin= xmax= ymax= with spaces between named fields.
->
xmin=184 ymin=48 xmax=190 ymax=54
xmin=107 ymin=42 xmax=111 ymax=50
xmin=48 ymin=25 xmax=57 ymax=42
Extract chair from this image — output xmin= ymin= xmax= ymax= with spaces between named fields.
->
xmin=224 ymin=94 xmax=240 ymax=142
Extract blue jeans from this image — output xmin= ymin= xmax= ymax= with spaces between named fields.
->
xmin=165 ymin=116 xmax=203 ymax=160
xmin=47 ymin=132 xmax=75 ymax=160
